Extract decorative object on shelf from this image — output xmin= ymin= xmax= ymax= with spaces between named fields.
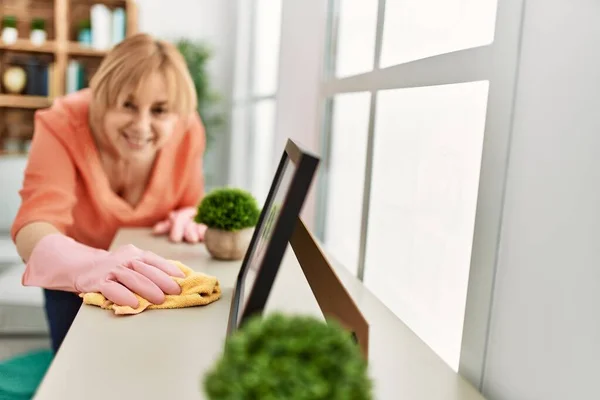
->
xmin=111 ymin=7 xmax=126 ymax=45
xmin=195 ymin=187 xmax=260 ymax=260
xmin=203 ymin=313 xmax=373 ymax=400
xmin=2 ymin=66 xmax=27 ymax=94
xmin=91 ymin=3 xmax=112 ymax=50
xmin=29 ymin=18 xmax=46 ymax=46
xmin=1 ymin=16 xmax=18 ymax=45
xmin=77 ymin=19 xmax=92 ymax=47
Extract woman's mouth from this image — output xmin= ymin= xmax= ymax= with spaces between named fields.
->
xmin=121 ymin=132 xmax=153 ymax=150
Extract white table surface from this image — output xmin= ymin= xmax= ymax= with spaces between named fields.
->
xmin=34 ymin=228 xmax=486 ymax=399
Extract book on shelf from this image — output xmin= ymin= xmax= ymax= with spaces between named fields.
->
xmin=24 ymin=58 xmax=48 ymax=97
xmin=66 ymin=60 xmax=86 ymax=94
xmin=47 ymin=63 xmax=60 ymax=99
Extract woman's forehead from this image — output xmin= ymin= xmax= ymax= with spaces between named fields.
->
xmin=116 ymin=80 xmax=172 ymax=106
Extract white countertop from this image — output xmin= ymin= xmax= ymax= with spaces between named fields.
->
xmin=34 ymin=228 xmax=486 ymax=399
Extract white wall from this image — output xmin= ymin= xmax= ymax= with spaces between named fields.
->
xmin=138 ymin=0 xmax=238 ymax=188
xmin=482 ymin=1 xmax=600 ymax=399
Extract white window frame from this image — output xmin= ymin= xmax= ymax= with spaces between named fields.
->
xmin=229 ymin=0 xmax=280 ymax=193
xmin=312 ymin=0 xmax=526 ymax=389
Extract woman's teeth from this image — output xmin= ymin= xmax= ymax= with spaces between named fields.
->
xmin=122 ymin=133 xmax=152 ymax=148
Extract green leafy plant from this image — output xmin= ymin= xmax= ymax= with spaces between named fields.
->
xmin=2 ymin=16 xmax=17 ymax=29
xmin=174 ymin=38 xmax=224 ymax=150
xmin=30 ymin=18 xmax=45 ymax=31
xmin=195 ymin=188 xmax=260 ymax=231
xmin=203 ymin=313 xmax=373 ymax=400
xmin=77 ymin=19 xmax=91 ymax=33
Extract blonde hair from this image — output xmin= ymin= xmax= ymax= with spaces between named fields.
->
xmin=89 ymin=33 xmax=197 ymax=116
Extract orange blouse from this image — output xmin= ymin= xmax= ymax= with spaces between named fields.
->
xmin=11 ymin=89 xmax=206 ymax=250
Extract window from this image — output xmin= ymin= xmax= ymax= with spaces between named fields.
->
xmin=315 ymin=0 xmax=518 ymax=382
xmin=252 ymin=0 xmax=282 ymax=97
xmin=229 ymin=0 xmax=283 ymax=203
xmin=251 ymin=99 xmax=277 ymax=203
xmin=365 ymin=81 xmax=489 ymax=369
xmin=334 ymin=0 xmax=378 ymax=78
xmin=323 ymin=92 xmax=371 ymax=275
xmin=380 ymin=0 xmax=498 ymax=67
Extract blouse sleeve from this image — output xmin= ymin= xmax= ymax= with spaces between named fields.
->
xmin=10 ymin=112 xmax=78 ymax=241
xmin=177 ymin=113 xmax=206 ymax=209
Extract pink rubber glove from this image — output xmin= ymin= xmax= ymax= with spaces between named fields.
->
xmin=22 ymin=234 xmax=185 ymax=308
xmin=152 ymin=207 xmax=207 ymax=243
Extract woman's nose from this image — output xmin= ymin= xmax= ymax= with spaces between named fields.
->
xmin=131 ymin=111 xmax=152 ymax=135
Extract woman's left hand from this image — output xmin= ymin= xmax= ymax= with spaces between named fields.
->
xmin=152 ymin=207 xmax=207 ymax=243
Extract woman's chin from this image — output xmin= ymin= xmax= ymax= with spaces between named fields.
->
xmin=117 ymin=142 xmax=156 ymax=161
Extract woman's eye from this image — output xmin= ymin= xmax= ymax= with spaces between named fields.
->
xmin=152 ymin=108 xmax=167 ymax=115
xmin=124 ymin=101 xmax=135 ymax=110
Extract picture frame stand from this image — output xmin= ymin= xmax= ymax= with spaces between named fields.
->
xmin=290 ymin=216 xmax=370 ymax=359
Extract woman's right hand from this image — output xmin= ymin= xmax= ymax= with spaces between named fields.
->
xmin=22 ymin=234 xmax=185 ymax=308
xmin=74 ymin=244 xmax=185 ymax=308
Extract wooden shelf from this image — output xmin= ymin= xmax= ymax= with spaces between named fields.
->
xmin=67 ymin=42 xmax=108 ymax=57
xmin=0 ymin=94 xmax=52 ymax=109
xmin=0 ymin=0 xmax=138 ymax=154
xmin=0 ymin=40 xmax=109 ymax=57
xmin=71 ymin=0 xmax=127 ymax=7
xmin=0 ymin=39 xmax=57 ymax=54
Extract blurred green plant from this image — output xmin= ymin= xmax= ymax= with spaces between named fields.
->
xmin=77 ymin=19 xmax=91 ymax=33
xmin=2 ymin=16 xmax=17 ymax=29
xmin=203 ymin=313 xmax=373 ymax=400
xmin=31 ymin=18 xmax=45 ymax=31
xmin=195 ymin=187 xmax=260 ymax=231
xmin=174 ymin=38 xmax=225 ymax=150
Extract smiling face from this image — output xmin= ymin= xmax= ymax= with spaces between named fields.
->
xmin=88 ymin=33 xmax=198 ymax=162
xmin=101 ymin=72 xmax=178 ymax=161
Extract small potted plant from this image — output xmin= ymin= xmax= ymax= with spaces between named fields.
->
xmin=1 ymin=16 xmax=18 ymax=45
xmin=77 ymin=19 xmax=92 ymax=47
xmin=203 ymin=313 xmax=373 ymax=399
xmin=29 ymin=18 xmax=46 ymax=46
xmin=195 ymin=187 xmax=260 ymax=260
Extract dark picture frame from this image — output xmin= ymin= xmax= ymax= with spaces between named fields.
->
xmin=226 ymin=138 xmax=320 ymax=334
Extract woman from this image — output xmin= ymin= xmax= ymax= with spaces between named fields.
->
xmin=10 ymin=33 xmax=208 ymax=353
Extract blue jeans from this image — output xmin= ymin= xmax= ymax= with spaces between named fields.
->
xmin=43 ymin=289 xmax=82 ymax=353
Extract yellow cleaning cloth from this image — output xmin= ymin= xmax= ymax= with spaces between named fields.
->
xmin=80 ymin=261 xmax=221 ymax=315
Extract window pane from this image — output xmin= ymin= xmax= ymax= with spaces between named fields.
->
xmin=380 ymin=0 xmax=498 ymax=68
xmin=233 ymin=0 xmax=252 ymax=101
xmin=365 ymin=81 xmax=490 ymax=371
xmin=323 ymin=92 xmax=371 ymax=275
xmin=251 ymin=99 xmax=277 ymax=204
xmin=252 ymin=0 xmax=283 ymax=96
xmin=334 ymin=0 xmax=378 ymax=78
xmin=229 ymin=105 xmax=251 ymax=191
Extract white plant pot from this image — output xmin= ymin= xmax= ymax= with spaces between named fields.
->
xmin=1 ymin=27 xmax=18 ymax=45
xmin=204 ymin=227 xmax=254 ymax=261
xmin=30 ymin=29 xmax=46 ymax=46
